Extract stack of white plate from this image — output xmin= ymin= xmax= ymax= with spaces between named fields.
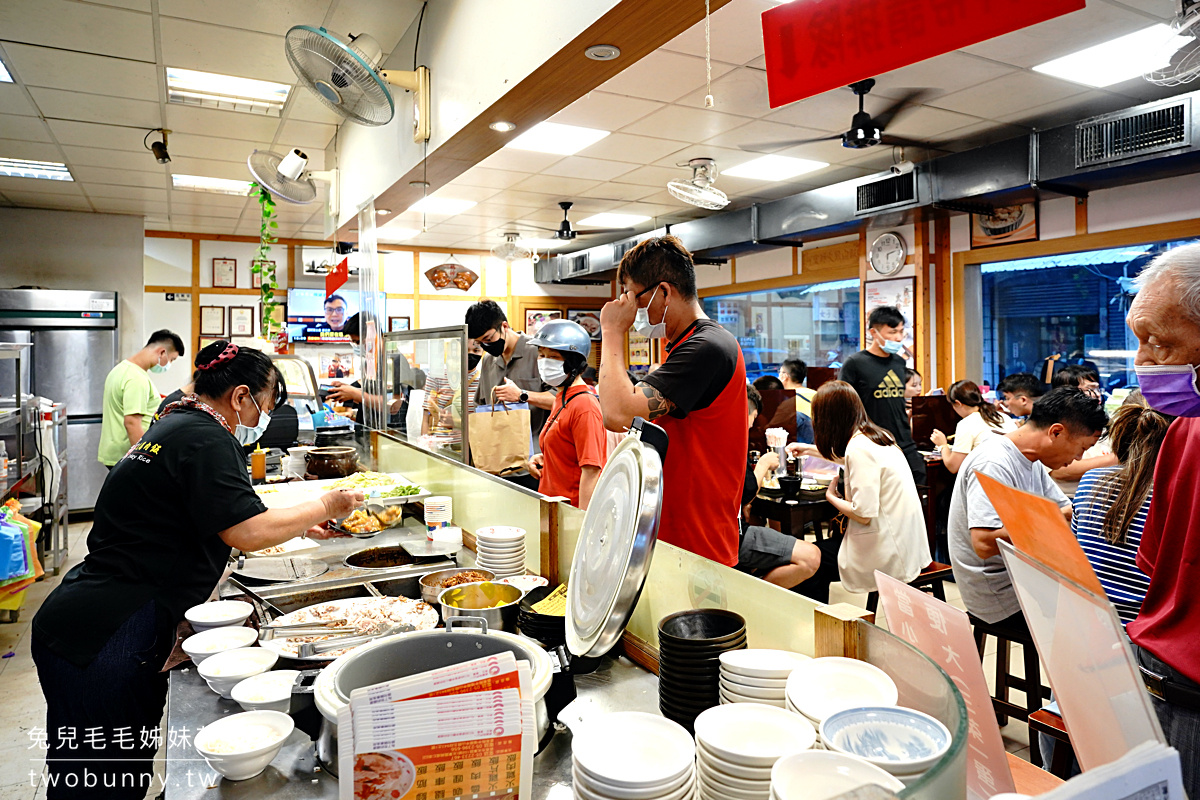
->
xmin=474 ymin=526 xmax=527 ymax=578
xmin=693 ymin=703 xmax=816 ymax=800
xmin=424 ymin=496 xmax=453 ymax=528
xmin=572 ymin=712 xmax=695 ymax=800
xmin=719 ymin=650 xmax=810 ymax=708
xmin=784 ymin=657 xmax=899 ymax=730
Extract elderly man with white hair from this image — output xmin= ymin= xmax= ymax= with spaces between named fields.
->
xmin=1125 ymin=242 xmax=1200 ymax=796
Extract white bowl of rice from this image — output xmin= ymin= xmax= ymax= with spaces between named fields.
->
xmin=182 ymin=627 xmax=259 ymax=665
xmin=196 ymin=647 xmax=278 ymax=698
xmin=231 ymin=670 xmax=300 ymax=713
xmin=194 ymin=710 xmax=294 ymax=781
xmin=185 ymin=600 xmax=253 ymax=632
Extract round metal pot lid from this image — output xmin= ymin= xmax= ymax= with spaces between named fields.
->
xmin=233 ymin=556 xmax=329 ymax=583
xmin=566 ymin=433 xmax=663 ymax=658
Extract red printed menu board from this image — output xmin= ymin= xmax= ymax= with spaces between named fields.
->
xmin=875 ymin=571 xmax=1015 ymax=800
xmin=761 ymin=0 xmax=1085 ymax=107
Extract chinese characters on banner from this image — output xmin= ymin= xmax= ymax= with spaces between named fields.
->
xmin=874 ymin=571 xmax=1015 ymax=800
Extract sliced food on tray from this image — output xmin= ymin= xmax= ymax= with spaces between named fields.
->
xmin=263 ymin=597 xmax=438 ymax=659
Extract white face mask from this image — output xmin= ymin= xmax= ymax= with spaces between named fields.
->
xmin=234 ymin=394 xmax=271 ymax=446
xmin=633 ymin=285 xmax=667 ymax=339
xmin=538 ymin=357 xmax=569 ymax=387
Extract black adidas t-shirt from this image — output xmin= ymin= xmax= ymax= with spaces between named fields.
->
xmin=839 ymin=350 xmax=926 ymax=484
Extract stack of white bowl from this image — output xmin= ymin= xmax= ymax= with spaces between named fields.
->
xmin=719 ymin=649 xmax=810 ymax=708
xmin=572 ymin=712 xmax=695 ymax=800
xmin=784 ymin=657 xmax=899 ymax=732
xmin=424 ymin=496 xmax=453 ymax=529
xmin=818 ymin=706 xmax=952 ymax=787
xmin=474 ymin=526 xmax=527 ymax=578
xmin=770 ymin=751 xmax=904 ymax=800
xmin=284 ymin=446 xmax=314 ymax=478
xmin=693 ymin=703 xmax=816 ymax=800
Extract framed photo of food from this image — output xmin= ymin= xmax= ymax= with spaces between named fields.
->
xmin=212 ymin=257 xmax=237 ymax=288
xmin=971 ymin=202 xmax=1038 ymax=248
xmin=388 ymin=316 xmax=411 ymax=333
xmin=199 ymin=305 xmax=226 ymax=336
xmin=568 ymin=309 xmax=603 ymax=340
xmin=525 ymin=308 xmax=561 ymax=338
xmin=229 ymin=306 xmax=255 ymax=338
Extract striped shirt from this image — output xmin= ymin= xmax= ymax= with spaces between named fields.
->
xmin=1071 ymin=466 xmax=1151 ymax=626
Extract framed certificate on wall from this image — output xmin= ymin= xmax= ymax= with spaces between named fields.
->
xmin=229 ymin=306 xmax=254 ymax=338
xmin=199 ymin=306 xmax=225 ymax=336
xmin=212 ymin=258 xmax=237 ymax=288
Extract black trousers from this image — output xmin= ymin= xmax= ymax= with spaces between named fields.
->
xmin=32 ymin=602 xmax=172 ymax=799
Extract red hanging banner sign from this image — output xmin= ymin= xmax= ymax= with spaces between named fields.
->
xmin=761 ymin=0 xmax=1086 ymax=109
xmin=325 ymin=257 xmax=349 ymax=297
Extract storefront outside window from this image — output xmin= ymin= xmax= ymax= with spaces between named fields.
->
xmin=703 ymin=279 xmax=860 ymax=381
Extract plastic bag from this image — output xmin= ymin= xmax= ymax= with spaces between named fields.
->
xmin=0 ymin=519 xmax=27 ymax=582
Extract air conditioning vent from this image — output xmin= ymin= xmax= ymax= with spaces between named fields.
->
xmin=856 ymin=173 xmax=916 ymax=215
xmin=612 ymin=240 xmax=636 ymax=262
xmin=562 ymin=253 xmax=590 ymax=277
xmin=1075 ymin=99 xmax=1190 ymax=168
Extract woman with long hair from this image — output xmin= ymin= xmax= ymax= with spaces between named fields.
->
xmin=931 ymin=379 xmax=1017 ymax=474
xmin=1071 ymin=392 xmax=1171 ymax=626
xmin=790 ymin=381 xmax=930 ymax=593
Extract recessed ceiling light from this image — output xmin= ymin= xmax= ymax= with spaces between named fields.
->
xmin=0 ymin=59 xmax=12 ymax=83
xmin=505 ymin=121 xmax=610 ymax=155
xmin=407 ymin=196 xmax=477 ymax=215
xmin=723 ymin=155 xmax=828 ymax=181
xmin=1032 ymin=24 xmax=1186 ymax=87
xmin=376 ymin=208 xmax=391 ymax=215
xmin=579 ymin=212 xmax=651 ymax=227
xmin=585 ymin=44 xmax=622 ymax=61
xmin=489 ymin=121 xmax=517 ymax=132
xmin=0 ymin=158 xmax=72 ymax=181
xmin=166 ymin=67 xmax=290 ymax=116
xmin=172 ymin=174 xmax=251 ymax=195
xmin=378 ymin=227 xmax=419 ymax=242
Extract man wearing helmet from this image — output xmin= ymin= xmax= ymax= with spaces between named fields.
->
xmin=526 ymin=320 xmax=608 ymax=509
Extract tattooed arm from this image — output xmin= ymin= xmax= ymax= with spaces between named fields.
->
xmin=598 ymin=332 xmax=676 ymax=431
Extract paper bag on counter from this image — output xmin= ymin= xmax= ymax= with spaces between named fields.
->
xmin=468 ymin=400 xmax=531 ymax=476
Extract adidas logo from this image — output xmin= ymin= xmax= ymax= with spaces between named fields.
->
xmin=874 ymin=370 xmax=905 ymax=399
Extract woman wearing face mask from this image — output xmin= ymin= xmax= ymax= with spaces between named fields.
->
xmin=525 ymin=320 xmax=608 ymax=509
xmin=31 ymin=341 xmax=363 ymax=798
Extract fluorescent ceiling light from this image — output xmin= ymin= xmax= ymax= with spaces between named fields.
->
xmin=377 ymin=227 xmax=419 ymax=242
xmin=0 ymin=59 xmax=12 ymax=83
xmin=166 ymin=67 xmax=290 ymax=116
xmin=505 ymin=121 xmax=610 ymax=155
xmin=0 ymin=158 xmax=72 ymax=181
xmin=579 ymin=212 xmax=651 ymax=227
xmin=172 ymin=173 xmax=251 ymax=195
xmin=723 ymin=155 xmax=828 ymax=181
xmin=407 ymin=196 xmax=477 ymax=215
xmin=1033 ymin=24 xmax=1187 ymax=87
xmin=517 ymin=237 xmax=563 ymax=249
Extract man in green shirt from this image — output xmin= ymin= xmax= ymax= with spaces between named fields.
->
xmin=99 ymin=330 xmax=184 ymax=467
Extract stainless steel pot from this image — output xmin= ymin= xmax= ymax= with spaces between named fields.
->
xmin=312 ymin=618 xmax=554 ymax=774
xmin=439 ymin=582 xmax=521 ymax=632
xmin=419 ymin=567 xmax=497 ymax=605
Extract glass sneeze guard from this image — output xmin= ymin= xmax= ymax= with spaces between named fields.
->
xmin=381 ymin=325 xmax=470 ymax=464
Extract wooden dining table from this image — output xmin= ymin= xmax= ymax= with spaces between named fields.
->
xmin=749 ymin=493 xmax=840 ymax=540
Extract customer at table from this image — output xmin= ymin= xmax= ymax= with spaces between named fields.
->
xmin=1053 ymin=363 xmax=1103 ymax=399
xmin=1046 ymin=363 xmax=1117 ymax=498
xmin=789 ymin=381 xmax=930 ymax=594
xmin=599 ymin=235 xmax=747 ymax=566
xmin=757 ymin=374 xmax=814 ymax=444
xmin=1071 ymin=392 xmax=1167 ymax=627
xmin=525 ymin=320 xmax=607 ymax=509
xmin=947 ymin=387 xmax=1106 ymax=635
xmin=99 ymin=329 xmax=184 ymax=469
xmin=930 ymin=380 xmax=1017 ymax=474
xmin=839 ymin=306 xmax=926 ymax=485
xmin=779 ymin=358 xmax=817 ymax=444
xmin=904 ymin=368 xmax=922 ymax=420
xmin=32 ymin=341 xmax=363 ymax=798
xmin=997 ymin=372 xmax=1045 ymax=419
xmin=1124 ymin=242 xmax=1200 ymax=796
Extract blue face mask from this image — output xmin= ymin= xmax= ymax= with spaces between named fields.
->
xmin=881 ymin=338 xmax=904 ymax=356
xmin=149 ymin=352 xmax=171 ymax=374
xmin=234 ymin=394 xmax=271 ymax=446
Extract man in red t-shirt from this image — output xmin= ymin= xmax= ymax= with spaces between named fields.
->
xmin=598 ymin=236 xmax=747 ymax=566
xmin=1124 ymin=242 xmax=1200 ymax=798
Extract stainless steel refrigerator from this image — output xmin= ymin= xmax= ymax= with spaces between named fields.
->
xmin=0 ymin=289 xmax=118 ymax=512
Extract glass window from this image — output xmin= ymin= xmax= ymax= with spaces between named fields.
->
xmin=980 ymin=239 xmax=1198 ymax=394
xmin=703 ymin=279 xmax=860 ymax=381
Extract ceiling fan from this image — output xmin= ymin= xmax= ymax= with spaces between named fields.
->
xmin=514 ymin=201 xmax=635 ymax=241
xmin=740 ymin=79 xmax=936 ymax=153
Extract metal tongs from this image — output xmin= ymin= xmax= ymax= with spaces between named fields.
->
xmin=297 ymin=621 xmax=415 ymax=658
xmin=259 ymin=618 xmax=354 ymax=641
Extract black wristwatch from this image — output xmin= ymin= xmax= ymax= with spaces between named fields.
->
xmin=519 ymin=391 xmax=529 ymax=403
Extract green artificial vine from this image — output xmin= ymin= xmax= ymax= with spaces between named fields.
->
xmin=250 ymin=182 xmax=280 ymax=339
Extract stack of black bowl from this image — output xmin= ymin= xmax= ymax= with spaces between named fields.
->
xmin=657 ymin=609 xmax=748 ymax=732
xmin=517 ymin=585 xmax=566 ymax=648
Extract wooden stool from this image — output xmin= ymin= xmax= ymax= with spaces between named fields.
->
xmin=865 ymin=562 xmax=954 ymax=613
xmin=970 ymin=615 xmax=1051 ymax=767
xmin=1029 ymin=709 xmax=1076 ymax=779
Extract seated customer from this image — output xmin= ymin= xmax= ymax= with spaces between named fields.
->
xmin=931 ymin=380 xmax=1017 ymax=474
xmin=948 ymin=387 xmax=1107 ymax=634
xmin=1048 ymin=365 xmax=1116 ymax=498
xmin=1072 ymin=392 xmax=1170 ymax=627
xmin=791 ymin=381 xmax=930 ymax=594
xmin=757 ymin=374 xmax=814 ymax=445
xmin=997 ymin=372 xmax=1045 ymax=420
xmin=779 ymin=359 xmax=817 ymax=444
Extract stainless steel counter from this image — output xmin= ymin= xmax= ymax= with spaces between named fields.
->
xmin=164 ymin=654 xmax=660 ymax=800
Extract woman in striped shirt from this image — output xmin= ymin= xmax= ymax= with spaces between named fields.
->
xmin=1071 ymin=392 xmax=1172 ymax=626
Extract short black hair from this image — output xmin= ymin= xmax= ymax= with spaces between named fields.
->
xmin=1028 ymin=387 xmax=1108 ymax=435
xmin=616 ymin=235 xmax=698 ymax=300
xmin=465 ymin=300 xmax=508 ymax=340
xmin=753 ymin=375 xmax=784 ymax=393
xmin=193 ymin=341 xmax=286 ymax=407
xmin=867 ymin=305 xmax=905 ymax=329
xmin=342 ymin=312 xmax=360 ymax=339
xmin=1053 ymin=364 xmax=1100 ymax=389
xmin=324 ymin=294 xmax=347 ymax=308
xmin=147 ymin=329 xmax=184 ymax=357
xmin=747 ymin=383 xmax=762 ymax=417
xmin=780 ymin=358 xmax=807 ymax=385
xmin=998 ymin=372 xmax=1045 ymax=398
